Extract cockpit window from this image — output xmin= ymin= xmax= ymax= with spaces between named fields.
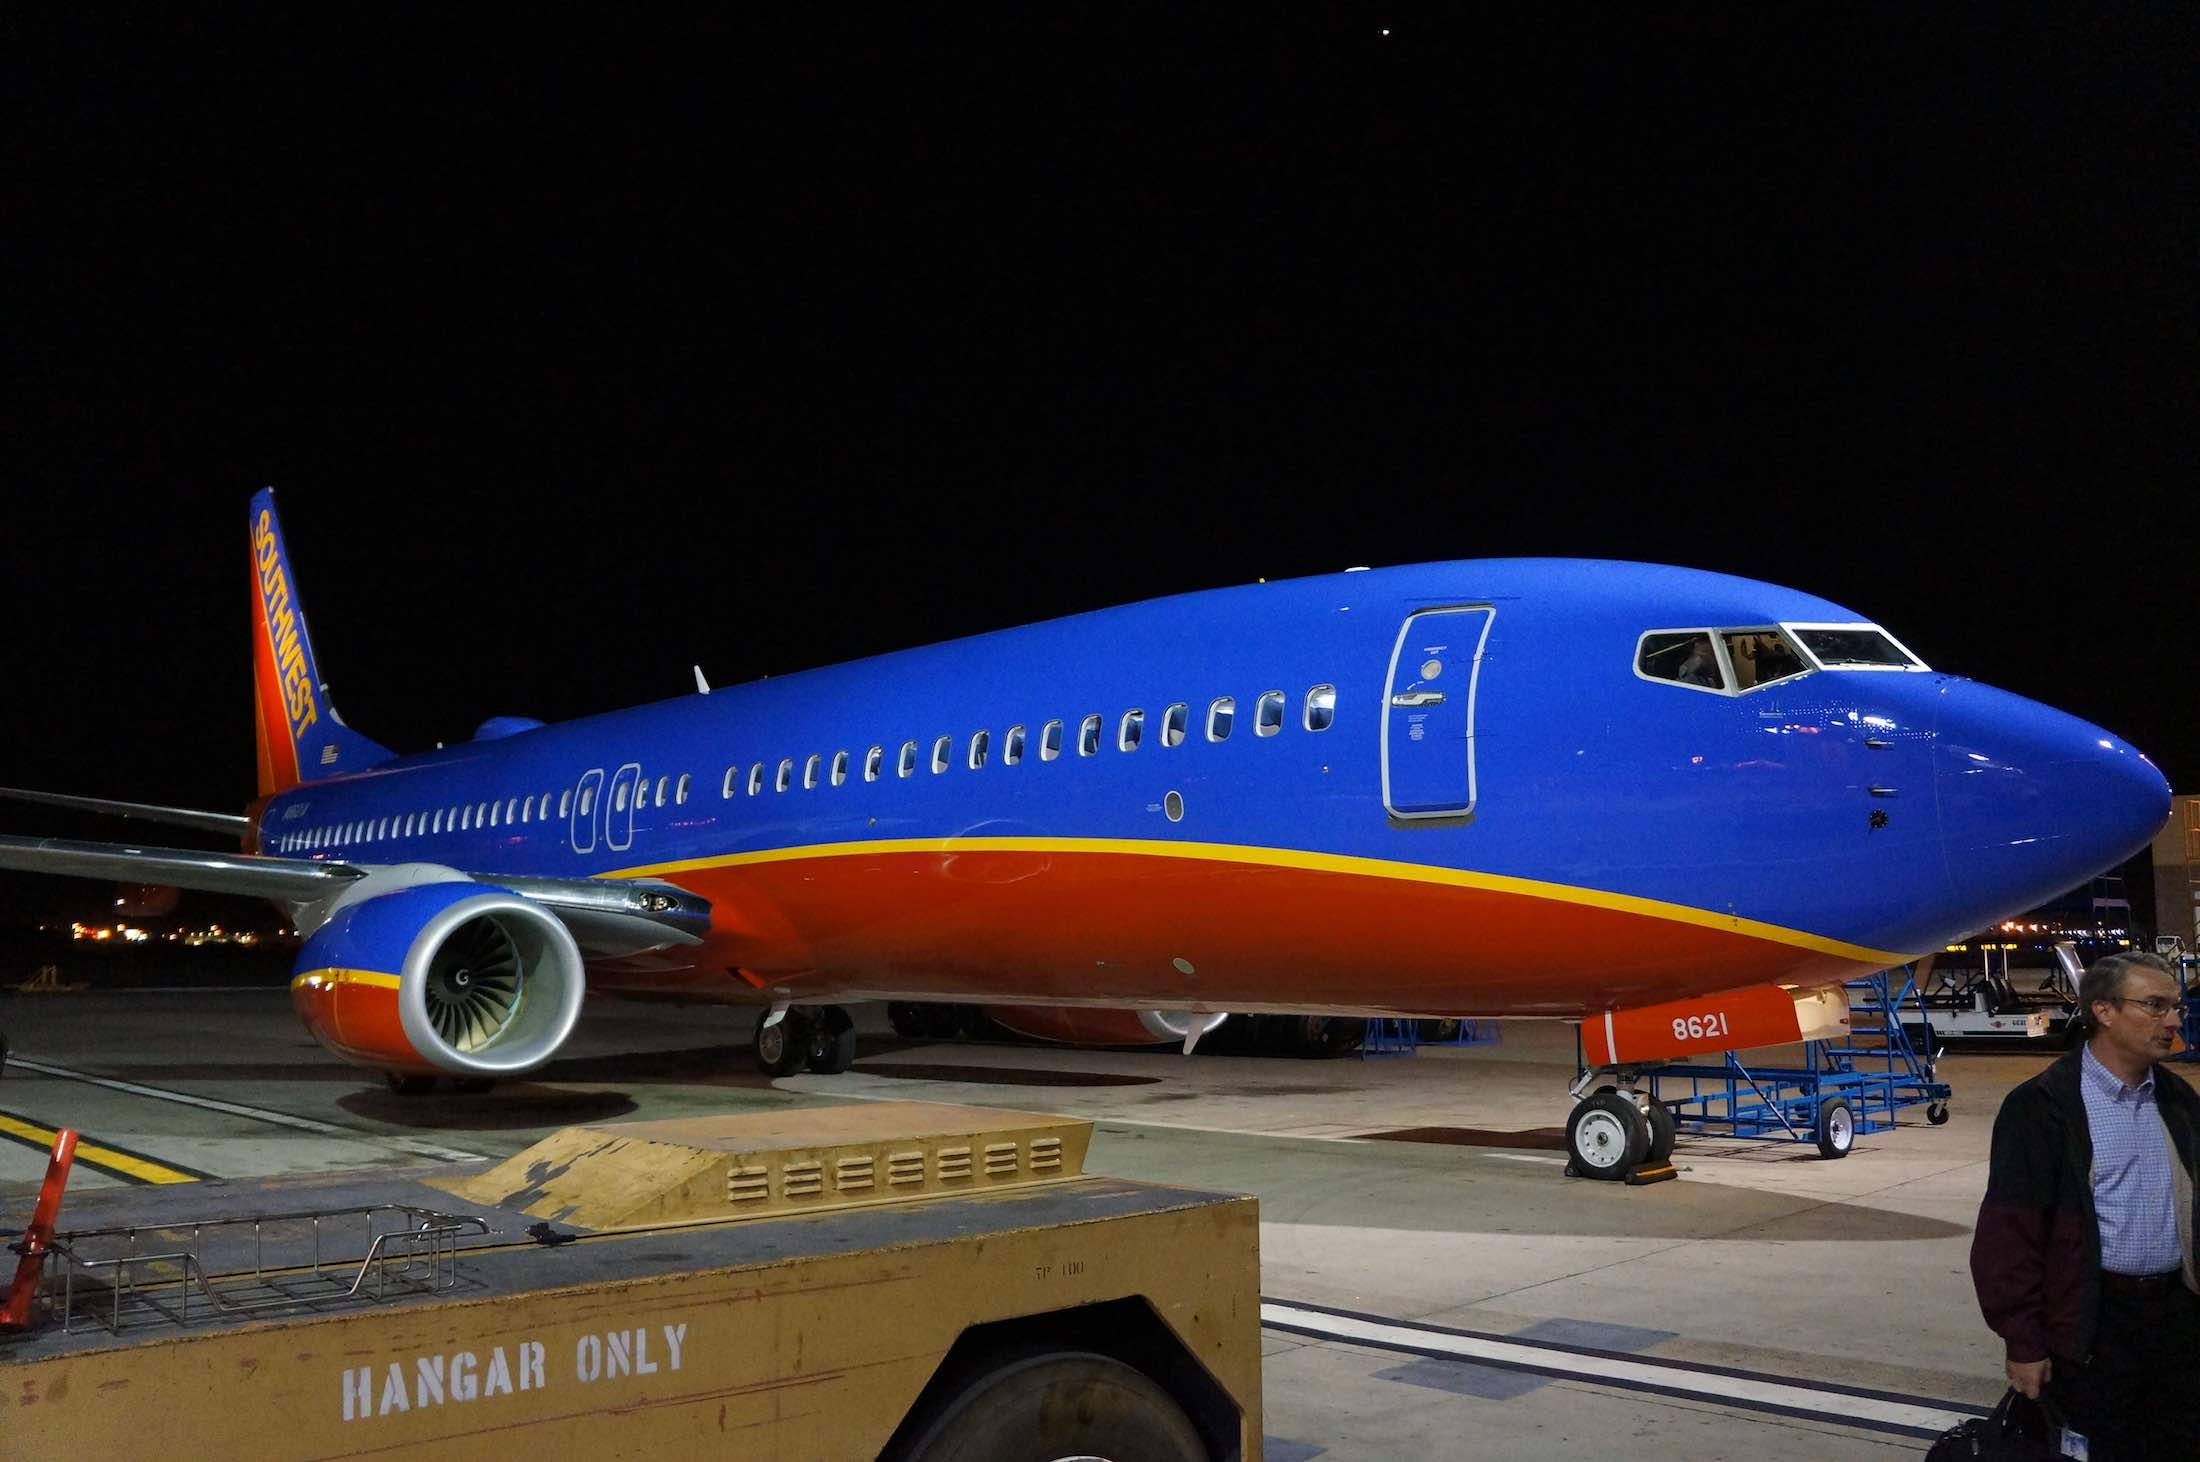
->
xmin=1638 ymin=631 xmax=1726 ymax=690
xmin=1721 ymin=628 xmax=1808 ymax=690
xmin=1638 ymin=625 xmax=1817 ymax=695
xmin=1785 ymin=624 xmax=1925 ymax=670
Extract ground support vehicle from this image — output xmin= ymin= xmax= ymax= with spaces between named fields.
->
xmin=2 ymin=1102 xmax=1261 ymax=1460
xmin=1642 ymin=967 xmax=1953 ymax=1159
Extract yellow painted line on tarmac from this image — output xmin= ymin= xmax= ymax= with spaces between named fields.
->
xmin=0 ymin=1108 xmax=212 ymax=1185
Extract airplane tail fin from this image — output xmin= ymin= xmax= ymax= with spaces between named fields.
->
xmin=248 ymin=488 xmax=394 ymax=796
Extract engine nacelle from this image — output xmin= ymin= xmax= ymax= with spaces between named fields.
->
xmin=290 ymin=881 xmax=585 ymax=1077
xmin=983 ymin=1006 xmax=1231 ymax=1048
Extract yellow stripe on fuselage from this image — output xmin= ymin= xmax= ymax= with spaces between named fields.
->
xmin=0 ymin=1112 xmax=202 ymax=1185
xmin=607 ymin=836 xmax=1920 ymax=968
xmin=288 ymin=968 xmax=402 ymax=992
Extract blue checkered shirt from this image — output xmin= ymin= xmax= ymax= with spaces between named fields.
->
xmin=2080 ymin=1043 xmax=2185 ymax=1275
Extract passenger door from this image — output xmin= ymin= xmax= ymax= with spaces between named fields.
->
xmin=570 ymin=767 xmax=604 ymax=854
xmin=605 ymin=762 xmax=642 ymax=852
xmin=1382 ymin=607 xmax=1494 ymax=821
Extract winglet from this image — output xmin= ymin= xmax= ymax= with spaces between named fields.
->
xmin=249 ymin=489 xmax=393 ymax=796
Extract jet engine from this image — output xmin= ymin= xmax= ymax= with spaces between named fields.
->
xmin=984 ymin=1006 xmax=1231 ymax=1048
xmin=289 ymin=879 xmax=585 ymax=1078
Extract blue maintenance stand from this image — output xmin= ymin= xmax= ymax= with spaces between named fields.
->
xmin=1362 ymin=1017 xmax=1501 ymax=1057
xmin=1642 ymin=967 xmax=1953 ymax=1157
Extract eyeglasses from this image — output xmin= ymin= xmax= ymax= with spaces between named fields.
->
xmin=2113 ymin=996 xmax=2183 ymax=1018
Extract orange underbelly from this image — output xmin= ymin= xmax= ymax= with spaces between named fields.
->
xmin=620 ymin=847 xmax=1881 ymax=1017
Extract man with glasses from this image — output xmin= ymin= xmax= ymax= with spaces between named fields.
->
xmin=1972 ymin=951 xmax=2200 ymax=1460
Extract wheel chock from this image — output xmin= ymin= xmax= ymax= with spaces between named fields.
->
xmin=1561 ymin=1158 xmax=1680 ymax=1184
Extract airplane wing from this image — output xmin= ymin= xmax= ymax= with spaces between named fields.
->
xmin=0 ymin=786 xmax=253 ymax=838
xmin=0 ymin=834 xmax=711 ymax=958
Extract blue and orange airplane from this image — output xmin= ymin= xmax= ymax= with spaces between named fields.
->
xmin=0 ymin=491 xmax=2172 ymax=1172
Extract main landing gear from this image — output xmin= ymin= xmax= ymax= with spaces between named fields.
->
xmin=1564 ymin=1071 xmax=1677 ymax=1183
xmin=754 ymin=1006 xmax=857 ymax=1077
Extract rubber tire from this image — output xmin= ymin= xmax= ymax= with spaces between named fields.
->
xmin=892 ymin=1349 xmax=1205 ymax=1462
xmin=887 ymin=1002 xmax=929 ymax=1038
xmin=808 ymin=1008 xmax=857 ymax=1075
xmin=1926 ymin=1101 xmax=1951 ymax=1126
xmin=1299 ymin=1015 xmax=1364 ymax=1058
xmin=384 ymin=1072 xmax=437 ymax=1095
xmin=754 ymin=1010 xmax=815 ymax=1077
xmin=1816 ymin=1097 xmax=1856 ymax=1160
xmin=1567 ymin=1091 xmax=1649 ymax=1179
xmin=1643 ymin=1098 xmax=1677 ymax=1164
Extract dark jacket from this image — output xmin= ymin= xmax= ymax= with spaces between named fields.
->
xmin=1971 ymin=1047 xmax=2200 ymax=1364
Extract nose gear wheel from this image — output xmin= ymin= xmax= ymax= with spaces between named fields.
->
xmin=423 ymin=918 xmax=524 ymax=1053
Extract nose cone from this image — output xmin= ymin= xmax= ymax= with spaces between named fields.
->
xmin=1935 ymin=679 xmax=2172 ymax=925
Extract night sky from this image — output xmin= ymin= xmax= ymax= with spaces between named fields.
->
xmin=5 ymin=13 xmax=2195 ymax=921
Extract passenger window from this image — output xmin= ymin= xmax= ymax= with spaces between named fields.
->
xmin=517 ymin=801 xmax=529 ymax=825
xmin=969 ymin=730 xmax=990 ymax=770
xmin=1119 ymin=709 xmax=1144 ymax=751
xmin=675 ymin=774 xmax=690 ymax=804
xmin=776 ymin=759 xmax=794 ymax=793
xmin=541 ymin=793 xmax=553 ymax=819
xmin=613 ymin=783 xmax=628 ymax=813
xmin=748 ymin=763 xmax=765 ymax=796
xmin=723 ymin=767 xmax=738 ymax=798
xmin=804 ymin=755 xmax=821 ymax=790
xmin=1208 ymin=696 xmax=1235 ymax=741
xmin=558 ymin=791 xmax=571 ymax=819
xmin=932 ymin=736 xmax=952 ymax=774
xmin=1005 ymin=725 xmax=1025 ymax=765
xmin=1305 ymin=685 xmax=1336 ymax=732
xmin=831 ymin=751 xmax=849 ymax=786
xmin=1041 ymin=720 xmax=1063 ymax=761
xmin=477 ymin=801 xmax=490 ymax=825
xmin=1162 ymin=703 xmax=1188 ymax=747
xmin=653 ymin=776 xmax=668 ymax=808
xmin=580 ymin=787 xmax=596 ymax=816
xmin=899 ymin=741 xmax=919 ymax=778
xmin=1637 ymin=631 xmax=1727 ymax=691
xmin=506 ymin=797 xmax=521 ymax=822
xmin=1079 ymin=715 xmax=1102 ymax=756
xmin=1256 ymin=692 xmax=1284 ymax=736
xmin=865 ymin=746 xmax=884 ymax=782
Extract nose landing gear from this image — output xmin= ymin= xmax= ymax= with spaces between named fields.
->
xmin=1564 ymin=1070 xmax=1678 ymax=1184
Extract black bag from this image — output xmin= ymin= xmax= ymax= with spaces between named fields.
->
xmin=1925 ymin=1388 xmax=2065 ymax=1460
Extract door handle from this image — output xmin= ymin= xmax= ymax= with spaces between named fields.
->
xmin=1390 ymin=691 xmax=1445 ymax=708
